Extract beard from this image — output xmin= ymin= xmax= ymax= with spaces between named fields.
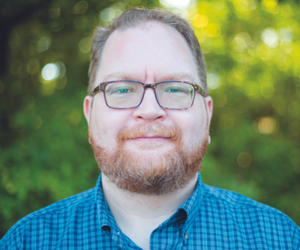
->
xmin=90 ymin=124 xmax=208 ymax=195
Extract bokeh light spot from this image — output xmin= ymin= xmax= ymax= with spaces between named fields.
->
xmin=5 ymin=183 xmax=15 ymax=195
xmin=237 ymin=152 xmax=252 ymax=168
xmin=234 ymin=0 xmax=257 ymax=12
xmin=41 ymin=62 xmax=66 ymax=81
xmin=100 ymin=8 xmax=116 ymax=22
xmin=207 ymin=72 xmax=221 ymax=89
xmin=37 ymin=37 xmax=51 ymax=53
xmin=203 ymin=23 xmax=220 ymax=37
xmin=258 ymin=117 xmax=277 ymax=134
xmin=48 ymin=4 xmax=60 ymax=18
xmin=160 ymin=0 xmax=190 ymax=9
xmin=261 ymin=28 xmax=278 ymax=48
xmin=193 ymin=14 xmax=208 ymax=28
xmin=50 ymin=18 xmax=65 ymax=32
xmin=262 ymin=0 xmax=279 ymax=13
xmin=69 ymin=111 xmax=81 ymax=126
xmin=278 ymin=28 xmax=293 ymax=42
xmin=79 ymin=37 xmax=91 ymax=53
xmin=74 ymin=1 xmax=88 ymax=14
xmin=260 ymin=84 xmax=274 ymax=98
xmin=42 ymin=63 xmax=59 ymax=81
xmin=280 ymin=42 xmax=293 ymax=54
xmin=232 ymin=32 xmax=251 ymax=52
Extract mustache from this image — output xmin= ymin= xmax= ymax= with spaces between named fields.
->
xmin=118 ymin=124 xmax=180 ymax=141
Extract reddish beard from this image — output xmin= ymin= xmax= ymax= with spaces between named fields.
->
xmin=90 ymin=124 xmax=208 ymax=195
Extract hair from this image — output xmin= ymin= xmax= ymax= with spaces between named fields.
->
xmin=88 ymin=8 xmax=208 ymax=96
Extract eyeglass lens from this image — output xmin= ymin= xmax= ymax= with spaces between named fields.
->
xmin=104 ymin=81 xmax=195 ymax=109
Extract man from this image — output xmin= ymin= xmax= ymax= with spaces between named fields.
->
xmin=1 ymin=8 xmax=299 ymax=250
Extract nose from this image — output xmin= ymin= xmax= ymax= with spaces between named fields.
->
xmin=133 ymin=88 xmax=166 ymax=122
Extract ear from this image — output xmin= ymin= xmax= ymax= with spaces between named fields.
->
xmin=83 ymin=96 xmax=93 ymax=125
xmin=204 ymin=96 xmax=213 ymax=124
xmin=204 ymin=96 xmax=213 ymax=144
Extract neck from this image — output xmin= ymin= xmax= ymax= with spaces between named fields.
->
xmin=101 ymin=173 xmax=198 ymax=250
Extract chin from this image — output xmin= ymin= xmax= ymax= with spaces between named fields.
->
xmin=89 ymin=125 xmax=209 ymax=195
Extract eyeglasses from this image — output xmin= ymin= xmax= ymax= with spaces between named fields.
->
xmin=93 ymin=80 xmax=206 ymax=110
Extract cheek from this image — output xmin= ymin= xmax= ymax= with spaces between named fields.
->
xmin=90 ymin=100 xmax=131 ymax=146
xmin=170 ymin=113 xmax=196 ymax=144
xmin=177 ymin=103 xmax=207 ymax=144
xmin=89 ymin=99 xmax=114 ymax=146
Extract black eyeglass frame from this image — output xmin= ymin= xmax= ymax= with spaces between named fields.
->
xmin=92 ymin=80 xmax=206 ymax=110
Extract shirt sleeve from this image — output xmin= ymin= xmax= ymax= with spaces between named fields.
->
xmin=0 ymin=221 xmax=24 ymax=250
xmin=292 ymin=220 xmax=300 ymax=250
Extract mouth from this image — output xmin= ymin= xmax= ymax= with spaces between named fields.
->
xmin=119 ymin=124 xmax=178 ymax=144
xmin=129 ymin=136 xmax=171 ymax=143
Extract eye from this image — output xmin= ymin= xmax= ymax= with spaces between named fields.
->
xmin=166 ymin=88 xmax=181 ymax=93
xmin=164 ymin=87 xmax=188 ymax=94
xmin=109 ymin=86 xmax=136 ymax=94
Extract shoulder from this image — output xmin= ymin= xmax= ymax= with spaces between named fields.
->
xmin=201 ymin=183 xmax=294 ymax=221
xmin=0 ymin=188 xmax=96 ymax=249
xmin=199 ymin=184 xmax=300 ymax=247
xmin=202 ymin=183 xmax=288 ymax=215
xmin=23 ymin=187 xmax=96 ymax=218
xmin=202 ymin=184 xmax=273 ymax=209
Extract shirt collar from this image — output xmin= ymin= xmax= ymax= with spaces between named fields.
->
xmin=95 ymin=172 xmax=203 ymax=233
xmin=179 ymin=172 xmax=203 ymax=231
xmin=95 ymin=174 xmax=120 ymax=234
xmin=157 ymin=172 xmax=203 ymax=230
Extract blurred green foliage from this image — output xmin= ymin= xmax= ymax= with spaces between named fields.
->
xmin=0 ymin=0 xmax=300 ymax=238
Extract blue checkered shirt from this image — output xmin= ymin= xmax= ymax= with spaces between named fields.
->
xmin=1 ymin=173 xmax=300 ymax=249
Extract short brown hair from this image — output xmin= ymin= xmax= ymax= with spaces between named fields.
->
xmin=88 ymin=8 xmax=208 ymax=96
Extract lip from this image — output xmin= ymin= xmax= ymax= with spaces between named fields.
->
xmin=129 ymin=136 xmax=171 ymax=142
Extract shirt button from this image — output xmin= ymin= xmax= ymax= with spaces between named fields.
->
xmin=184 ymin=233 xmax=188 ymax=239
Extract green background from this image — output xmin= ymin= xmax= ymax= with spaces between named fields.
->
xmin=1 ymin=0 xmax=300 ymax=238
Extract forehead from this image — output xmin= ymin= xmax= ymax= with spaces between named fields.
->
xmin=95 ymin=21 xmax=199 ymax=84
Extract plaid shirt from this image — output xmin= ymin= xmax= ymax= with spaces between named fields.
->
xmin=1 ymin=173 xmax=299 ymax=249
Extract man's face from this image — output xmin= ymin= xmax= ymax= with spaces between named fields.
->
xmin=84 ymin=21 xmax=212 ymax=194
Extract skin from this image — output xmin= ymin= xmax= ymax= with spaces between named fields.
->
xmin=84 ymin=21 xmax=213 ymax=250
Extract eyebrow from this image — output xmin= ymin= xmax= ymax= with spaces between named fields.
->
xmin=102 ymin=72 xmax=197 ymax=83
